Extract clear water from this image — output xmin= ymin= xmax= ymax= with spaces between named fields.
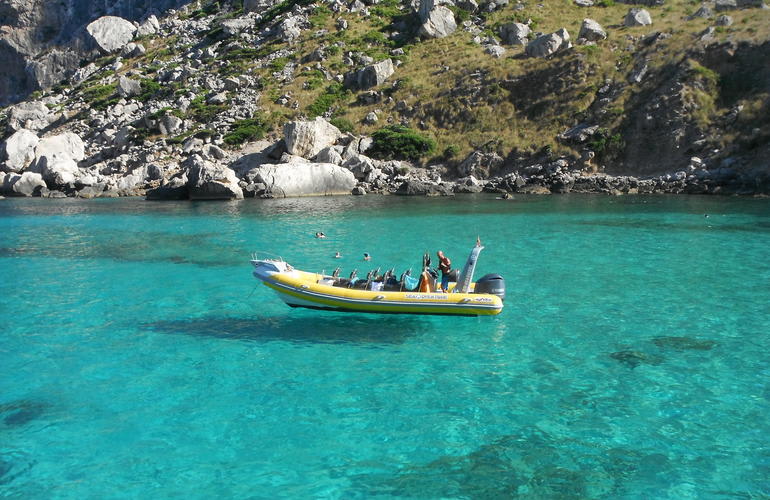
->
xmin=1 ymin=194 xmax=769 ymax=498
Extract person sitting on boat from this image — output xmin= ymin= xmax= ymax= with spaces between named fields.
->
xmin=437 ymin=250 xmax=452 ymax=292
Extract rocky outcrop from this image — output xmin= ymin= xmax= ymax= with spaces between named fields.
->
xmin=187 ymin=156 xmax=243 ymax=200
xmin=86 ymin=16 xmax=137 ymax=53
xmin=283 ymin=118 xmax=342 ymax=159
xmin=1 ymin=171 xmax=46 ymax=197
xmin=526 ymin=29 xmax=572 ymax=57
xmin=625 ymin=9 xmax=653 ymax=27
xmin=1 ymin=129 xmax=39 ymax=172
xmin=418 ymin=6 xmax=457 ymax=39
xmin=6 ymin=102 xmax=56 ymax=132
xmin=500 ymin=23 xmax=530 ymax=45
xmin=344 ymin=59 xmax=396 ymax=90
xmin=245 ymin=161 xmax=357 ymax=197
xmin=578 ymin=19 xmax=607 ymax=42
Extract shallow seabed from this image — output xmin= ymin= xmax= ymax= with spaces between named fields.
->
xmin=1 ymin=194 xmax=769 ymax=498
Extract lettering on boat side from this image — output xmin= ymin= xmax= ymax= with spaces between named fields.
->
xmin=474 ymin=297 xmax=493 ymax=303
xmin=404 ymin=294 xmax=448 ymax=300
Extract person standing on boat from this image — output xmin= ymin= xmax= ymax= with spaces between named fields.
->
xmin=437 ymin=250 xmax=452 ymax=292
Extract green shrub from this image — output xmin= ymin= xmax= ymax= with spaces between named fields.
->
xmin=369 ymin=125 xmax=436 ymax=161
xmin=223 ymin=116 xmax=269 ymax=145
xmin=270 ymin=57 xmax=290 ymax=72
xmin=187 ymin=94 xmax=227 ymax=122
xmin=309 ymin=5 xmax=332 ymax=27
xmin=307 ymin=82 xmax=349 ymax=117
xmin=443 ymin=144 xmax=460 ymax=159
xmin=596 ymin=0 xmax=614 ymax=6
xmin=590 ymin=128 xmax=624 ymax=159
xmin=330 ymin=117 xmax=354 ymax=133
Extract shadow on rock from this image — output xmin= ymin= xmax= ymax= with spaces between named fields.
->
xmin=610 ymin=350 xmax=664 ymax=369
xmin=652 ymin=336 xmax=717 ymax=351
xmin=142 ymin=314 xmax=422 ymax=345
xmin=0 ymin=400 xmax=48 ymax=427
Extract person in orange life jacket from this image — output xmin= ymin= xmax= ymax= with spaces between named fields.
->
xmin=437 ymin=250 xmax=452 ymax=292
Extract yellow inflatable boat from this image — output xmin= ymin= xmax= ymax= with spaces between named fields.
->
xmin=250 ymin=243 xmax=505 ymax=316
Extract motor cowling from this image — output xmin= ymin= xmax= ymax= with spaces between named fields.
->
xmin=474 ymin=273 xmax=505 ymax=301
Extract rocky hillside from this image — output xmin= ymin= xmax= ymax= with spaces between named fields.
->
xmin=1 ymin=0 xmax=769 ymax=199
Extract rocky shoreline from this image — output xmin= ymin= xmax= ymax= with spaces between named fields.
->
xmin=2 ymin=113 xmax=768 ymax=199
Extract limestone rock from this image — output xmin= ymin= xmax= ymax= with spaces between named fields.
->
xmin=34 ymin=132 xmax=85 ymax=167
xmin=7 ymin=102 xmax=55 ymax=132
xmin=137 ymin=15 xmax=160 ymax=37
xmin=500 ymin=22 xmax=530 ymax=45
xmin=146 ymin=174 xmax=189 ymax=200
xmin=246 ymin=161 xmax=357 ymax=197
xmin=625 ymin=8 xmax=653 ymax=26
xmin=284 ymin=117 xmax=342 ymax=159
xmin=40 ymin=158 xmax=79 ymax=186
xmin=344 ymin=59 xmax=396 ymax=90
xmin=419 ymin=6 xmax=457 ymax=39
xmin=689 ymin=5 xmax=713 ymax=18
xmin=6 ymin=172 xmax=46 ymax=196
xmin=187 ymin=157 xmax=244 ymax=200
xmin=526 ymin=29 xmax=572 ymax=57
xmin=485 ymin=44 xmax=506 ymax=58
xmin=118 ymin=76 xmax=141 ymax=97
xmin=716 ymin=14 xmax=733 ymax=25
xmin=578 ymin=19 xmax=607 ymax=41
xmin=458 ymin=150 xmax=504 ymax=178
xmin=159 ymin=115 xmax=183 ymax=136
xmin=86 ymin=16 xmax=137 ymax=54
xmin=715 ymin=0 xmax=737 ymax=10
xmin=2 ymin=129 xmax=39 ymax=172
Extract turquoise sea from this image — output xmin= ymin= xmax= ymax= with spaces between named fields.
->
xmin=1 ymin=194 xmax=769 ymax=498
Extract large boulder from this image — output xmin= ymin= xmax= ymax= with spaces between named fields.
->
xmin=117 ymin=76 xmax=141 ymax=97
xmin=457 ymin=150 xmax=504 ymax=178
xmin=419 ymin=6 xmax=457 ymax=38
xmin=33 ymin=132 xmax=85 ymax=168
xmin=344 ymin=59 xmax=396 ymax=90
xmin=625 ymin=8 xmax=653 ymax=26
xmin=526 ymin=29 xmax=572 ymax=57
xmin=578 ymin=19 xmax=607 ymax=41
xmin=283 ymin=117 xmax=342 ymax=159
xmin=3 ymin=172 xmax=46 ymax=197
xmin=7 ymin=101 xmax=55 ymax=132
xmin=500 ymin=22 xmax=530 ymax=45
xmin=2 ymin=129 xmax=39 ymax=172
xmin=40 ymin=158 xmax=79 ymax=186
xmin=86 ymin=16 xmax=137 ymax=54
xmin=146 ymin=174 xmax=189 ymax=200
xmin=187 ymin=156 xmax=243 ymax=200
xmin=246 ymin=161 xmax=357 ymax=197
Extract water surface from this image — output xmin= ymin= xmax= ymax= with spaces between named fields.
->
xmin=1 ymin=194 xmax=769 ymax=498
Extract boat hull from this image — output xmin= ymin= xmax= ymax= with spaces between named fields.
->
xmin=256 ymin=268 xmax=503 ymax=316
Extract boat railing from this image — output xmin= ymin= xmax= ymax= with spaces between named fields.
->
xmin=251 ymin=251 xmax=284 ymax=262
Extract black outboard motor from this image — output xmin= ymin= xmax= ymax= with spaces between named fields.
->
xmin=474 ymin=274 xmax=505 ymax=301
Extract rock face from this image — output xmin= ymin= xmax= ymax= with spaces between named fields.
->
xmin=6 ymin=102 xmax=55 ymax=132
xmin=500 ymin=22 xmax=530 ymax=45
xmin=578 ymin=19 xmax=607 ymax=41
xmin=625 ymin=9 xmax=653 ymax=26
xmin=86 ymin=16 xmax=138 ymax=53
xmin=3 ymin=172 xmax=46 ymax=196
xmin=246 ymin=161 xmax=357 ymax=197
xmin=2 ymin=129 xmax=39 ymax=172
xmin=33 ymin=133 xmax=86 ymax=166
xmin=344 ymin=59 xmax=396 ymax=90
xmin=526 ymin=29 xmax=572 ymax=57
xmin=283 ymin=118 xmax=342 ymax=159
xmin=118 ymin=76 xmax=142 ymax=97
xmin=418 ymin=6 xmax=457 ymax=39
xmin=187 ymin=157 xmax=243 ymax=200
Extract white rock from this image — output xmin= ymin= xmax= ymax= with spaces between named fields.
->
xmin=526 ymin=29 xmax=572 ymax=57
xmin=34 ymin=132 xmax=85 ymax=167
xmin=246 ymin=161 xmax=357 ymax=197
xmin=41 ymin=158 xmax=79 ymax=185
xmin=137 ymin=15 xmax=160 ymax=36
xmin=419 ymin=6 xmax=457 ymax=39
xmin=344 ymin=59 xmax=396 ymax=90
xmin=118 ymin=76 xmax=142 ymax=97
xmin=284 ymin=117 xmax=342 ymax=159
xmin=2 ymin=129 xmax=39 ymax=172
xmin=187 ymin=156 xmax=243 ymax=200
xmin=9 ymin=172 xmax=46 ymax=196
xmin=500 ymin=22 xmax=530 ymax=45
xmin=86 ymin=16 xmax=138 ymax=53
xmin=578 ymin=19 xmax=607 ymax=41
xmin=7 ymin=101 xmax=54 ymax=132
xmin=625 ymin=8 xmax=652 ymax=27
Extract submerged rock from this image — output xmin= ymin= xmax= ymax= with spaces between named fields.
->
xmin=610 ymin=350 xmax=664 ymax=368
xmin=652 ymin=336 xmax=717 ymax=351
